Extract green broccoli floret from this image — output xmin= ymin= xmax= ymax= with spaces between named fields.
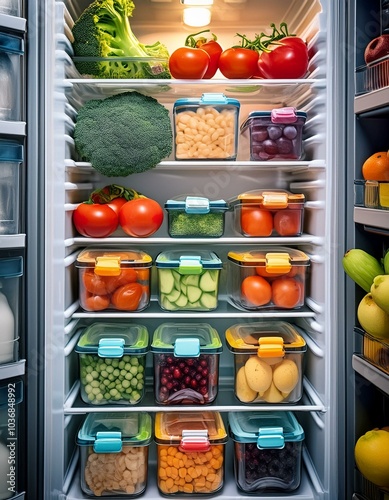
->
xmin=72 ymin=0 xmax=171 ymax=79
xmin=73 ymin=91 xmax=173 ymax=177
xmin=169 ymin=212 xmax=225 ymax=237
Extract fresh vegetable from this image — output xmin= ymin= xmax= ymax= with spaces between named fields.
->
xmin=119 ymin=198 xmax=164 ymax=237
xmin=71 ymin=0 xmax=171 ymax=79
xmin=342 ymin=248 xmax=384 ymax=292
xmin=271 ymin=277 xmax=302 ymax=308
xmin=241 ymin=275 xmax=272 ymax=306
xmin=219 ymin=43 xmax=259 ymax=79
xmin=273 ymin=210 xmax=302 ymax=236
xmin=168 ymin=212 xmax=224 ymax=237
xmin=370 ymin=274 xmax=389 ymax=315
xmin=74 ymin=91 xmax=173 ymax=177
xmin=169 ymin=46 xmax=210 ymax=79
xmin=73 ymin=202 xmax=119 ymax=238
xmin=111 ymin=282 xmax=143 ymax=310
xmin=358 ymin=293 xmax=389 ymax=339
xmin=89 ymin=184 xmax=145 ymax=204
xmin=362 ymin=151 xmax=389 ymax=181
xmin=184 ymin=29 xmax=223 ymax=79
xmin=383 ymin=250 xmax=389 ymax=273
xmin=240 ymin=207 xmax=273 ymax=236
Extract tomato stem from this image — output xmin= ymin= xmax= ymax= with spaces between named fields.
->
xmin=237 ymin=22 xmax=298 ymax=53
xmin=185 ymin=29 xmax=218 ymax=48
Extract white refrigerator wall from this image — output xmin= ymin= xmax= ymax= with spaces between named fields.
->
xmin=42 ymin=1 xmax=347 ymax=498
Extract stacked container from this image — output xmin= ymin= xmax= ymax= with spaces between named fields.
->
xmin=151 ymin=322 xmax=222 ymax=405
xmin=0 ymin=140 xmax=23 ymax=235
xmin=76 ymin=412 xmax=152 ymax=497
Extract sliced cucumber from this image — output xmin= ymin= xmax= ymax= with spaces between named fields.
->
xmin=172 ymin=270 xmax=182 ymax=292
xmin=199 ymin=270 xmax=218 ymax=292
xmin=166 ymin=288 xmax=180 ymax=302
xmin=159 ymin=269 xmax=175 ymax=294
xmin=175 ymin=293 xmax=188 ymax=307
xmin=187 ymin=285 xmax=202 ymax=303
xmin=161 ymin=295 xmax=178 ymax=310
xmin=200 ymin=292 xmax=217 ymax=310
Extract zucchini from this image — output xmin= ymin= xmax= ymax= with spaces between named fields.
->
xmin=342 ymin=248 xmax=384 ymax=292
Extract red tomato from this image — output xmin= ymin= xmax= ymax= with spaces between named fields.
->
xmin=273 ymin=210 xmax=302 ymax=236
xmin=219 ymin=48 xmax=259 ymax=79
xmin=258 ymin=37 xmax=309 ymax=79
xmin=119 ymin=198 xmax=164 ymax=237
xmin=82 ymin=269 xmax=110 ymax=295
xmin=111 ymin=282 xmax=143 ymax=311
xmin=107 ymin=197 xmax=128 ymax=215
xmin=82 ymin=291 xmax=111 ymax=311
xmin=169 ymin=47 xmax=210 ymax=79
xmin=271 ymin=277 xmax=302 ymax=308
xmin=196 ymin=40 xmax=223 ymax=78
xmin=240 ymin=207 xmax=273 ymax=236
xmin=255 ymin=267 xmax=285 ymax=279
xmin=241 ymin=275 xmax=272 ymax=307
xmin=73 ymin=202 xmax=118 ymax=238
xmin=104 ymin=268 xmax=138 ymax=293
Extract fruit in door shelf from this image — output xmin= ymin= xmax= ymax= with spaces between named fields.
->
xmin=370 ymin=274 xmax=389 ymax=315
xmin=354 ymin=427 xmax=389 ymax=488
xmin=342 ymin=248 xmax=384 ymax=293
xmin=357 ymin=293 xmax=389 ymax=340
xmin=362 ymin=151 xmax=389 ymax=181
xmin=364 ymin=35 xmax=389 ymax=64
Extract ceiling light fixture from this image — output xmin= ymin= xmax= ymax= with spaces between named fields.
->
xmin=183 ymin=7 xmax=212 ymax=27
xmin=180 ymin=0 xmax=214 ymax=5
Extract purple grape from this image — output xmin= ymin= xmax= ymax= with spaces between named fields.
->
xmin=276 ymin=137 xmax=293 ymax=155
xmin=251 ymin=127 xmax=268 ymax=143
xmin=262 ymin=139 xmax=278 ymax=155
xmin=268 ymin=126 xmax=283 ymax=140
xmin=283 ymin=125 xmax=298 ymax=139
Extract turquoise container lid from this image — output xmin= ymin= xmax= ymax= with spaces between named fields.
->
xmin=165 ymin=196 xmax=228 ymax=214
xmin=0 ymin=32 xmax=24 ymax=55
xmin=0 ymin=257 xmax=23 ymax=278
xmin=228 ymin=411 xmax=304 ymax=449
xmin=75 ymin=322 xmax=149 ymax=358
xmin=174 ymin=93 xmax=240 ymax=110
xmin=151 ymin=322 xmax=222 ymax=356
xmin=0 ymin=140 xmax=23 ymax=163
xmin=155 ymin=250 xmax=222 ymax=271
xmin=77 ymin=412 xmax=152 ymax=452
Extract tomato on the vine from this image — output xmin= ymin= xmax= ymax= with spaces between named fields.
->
xmin=258 ymin=36 xmax=309 ymax=79
xmin=218 ymin=47 xmax=259 ymax=79
xmin=73 ymin=202 xmax=118 ymax=238
xmin=184 ymin=30 xmax=223 ymax=79
xmin=119 ymin=198 xmax=164 ymax=237
xmin=107 ymin=197 xmax=127 ymax=215
xmin=169 ymin=47 xmax=210 ymax=79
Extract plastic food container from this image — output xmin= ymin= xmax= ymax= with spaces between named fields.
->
xmin=228 ymin=411 xmax=304 ymax=493
xmin=155 ymin=250 xmax=223 ymax=311
xmin=0 ymin=140 xmax=23 ymax=235
xmin=0 ymin=0 xmax=21 ymax=16
xmin=76 ymin=248 xmax=152 ymax=312
xmin=356 ymin=327 xmax=389 ymax=375
xmin=173 ymin=93 xmax=240 ymax=160
xmin=241 ymin=107 xmax=307 ymax=161
xmin=354 ymin=179 xmax=389 ymax=209
xmin=225 ymin=321 xmax=307 ymax=404
xmin=0 ymin=257 xmax=22 ymax=365
xmin=75 ymin=322 xmax=149 ymax=405
xmin=151 ymin=322 xmax=222 ymax=405
xmin=0 ymin=32 xmax=24 ymax=122
xmin=155 ymin=411 xmax=227 ymax=495
xmin=77 ymin=412 xmax=152 ymax=497
xmin=227 ymin=247 xmax=310 ymax=311
xmin=231 ymin=189 xmax=305 ymax=237
xmin=165 ymin=195 xmax=229 ymax=238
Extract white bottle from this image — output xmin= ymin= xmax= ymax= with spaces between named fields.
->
xmin=0 ymin=287 xmax=15 ymax=364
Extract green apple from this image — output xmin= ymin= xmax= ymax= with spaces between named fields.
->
xmin=357 ymin=293 xmax=389 ymax=339
xmin=371 ymin=274 xmax=389 ymax=315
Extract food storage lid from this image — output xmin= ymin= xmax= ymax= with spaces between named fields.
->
xmin=0 ymin=32 xmax=24 ymax=55
xmin=174 ymin=93 xmax=240 ymax=110
xmin=0 ymin=140 xmax=23 ymax=163
xmin=241 ymin=107 xmax=307 ymax=132
xmin=155 ymin=250 xmax=222 ymax=272
xmin=225 ymin=321 xmax=306 ymax=358
xmin=75 ymin=322 xmax=149 ymax=357
xmin=228 ymin=247 xmax=309 ymax=273
xmin=0 ymin=256 xmax=23 ymax=278
xmin=165 ymin=195 xmax=228 ymax=214
xmin=0 ymin=378 xmax=23 ymax=407
xmin=151 ymin=322 xmax=222 ymax=356
xmin=76 ymin=248 xmax=152 ymax=275
xmin=231 ymin=190 xmax=305 ymax=209
xmin=77 ymin=412 xmax=152 ymax=451
xmin=228 ymin=411 xmax=304 ymax=447
xmin=155 ymin=411 xmax=227 ymax=450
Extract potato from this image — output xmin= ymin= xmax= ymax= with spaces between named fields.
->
xmin=244 ymin=356 xmax=272 ymax=393
xmin=236 ymin=366 xmax=257 ymax=402
xmin=262 ymin=381 xmax=285 ymax=403
xmin=273 ymin=359 xmax=299 ymax=393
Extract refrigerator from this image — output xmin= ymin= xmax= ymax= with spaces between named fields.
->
xmin=1 ymin=0 xmax=388 ymax=498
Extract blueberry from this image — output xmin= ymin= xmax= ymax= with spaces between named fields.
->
xmin=268 ymin=458 xmax=282 ymax=477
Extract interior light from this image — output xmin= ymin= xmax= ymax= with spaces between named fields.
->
xmin=183 ymin=7 xmax=211 ymax=27
xmin=181 ymin=0 xmax=214 ymax=5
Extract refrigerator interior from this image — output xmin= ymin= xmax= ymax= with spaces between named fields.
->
xmin=42 ymin=0 xmax=347 ymax=498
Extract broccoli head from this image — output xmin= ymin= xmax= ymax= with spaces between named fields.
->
xmin=73 ymin=91 xmax=173 ymax=177
xmin=72 ymin=0 xmax=171 ymax=79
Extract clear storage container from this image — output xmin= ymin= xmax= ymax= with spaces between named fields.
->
xmin=356 ymin=327 xmax=389 ymax=375
xmin=155 ymin=411 xmax=227 ymax=496
xmin=77 ymin=412 xmax=152 ymax=497
xmin=155 ymin=250 xmax=222 ymax=311
xmin=0 ymin=32 xmax=24 ymax=122
xmin=75 ymin=322 xmax=149 ymax=405
xmin=151 ymin=322 xmax=222 ymax=405
xmin=76 ymin=248 xmax=152 ymax=312
xmin=165 ymin=195 xmax=229 ymax=238
xmin=228 ymin=411 xmax=304 ymax=493
xmin=354 ymin=179 xmax=389 ymax=209
xmin=0 ymin=140 xmax=23 ymax=235
xmin=0 ymin=256 xmax=22 ymax=365
xmin=0 ymin=0 xmax=21 ymax=16
xmin=227 ymin=247 xmax=309 ymax=311
xmin=173 ymin=93 xmax=240 ymax=160
xmin=241 ymin=107 xmax=307 ymax=161
xmin=225 ymin=321 xmax=307 ymax=404
xmin=231 ymin=189 xmax=305 ymax=237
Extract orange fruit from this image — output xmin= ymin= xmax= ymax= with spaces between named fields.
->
xmin=362 ymin=151 xmax=389 ymax=181
xmin=354 ymin=428 xmax=389 ymax=487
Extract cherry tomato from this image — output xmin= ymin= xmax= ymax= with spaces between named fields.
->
xmin=82 ymin=269 xmax=110 ymax=295
xmin=169 ymin=47 xmax=210 ymax=79
xmin=73 ymin=202 xmax=118 ymax=238
xmin=104 ymin=268 xmax=138 ymax=294
xmin=196 ymin=40 xmax=223 ymax=78
xmin=119 ymin=198 xmax=164 ymax=237
xmin=258 ymin=37 xmax=309 ymax=79
xmin=107 ymin=197 xmax=128 ymax=215
xmin=111 ymin=282 xmax=143 ymax=311
xmin=219 ymin=48 xmax=259 ymax=79
xmin=271 ymin=277 xmax=302 ymax=308
xmin=273 ymin=210 xmax=302 ymax=236
xmin=240 ymin=207 xmax=273 ymax=236
xmin=241 ymin=275 xmax=272 ymax=307
xmin=82 ymin=291 xmax=111 ymax=311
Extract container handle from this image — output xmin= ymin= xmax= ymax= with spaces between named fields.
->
xmin=271 ymin=107 xmax=297 ymax=123
xmin=174 ymin=337 xmax=200 ymax=357
xmin=178 ymin=256 xmax=203 ymax=275
xmin=98 ymin=338 xmax=125 ymax=358
xmin=257 ymin=427 xmax=285 ymax=449
xmin=179 ymin=430 xmax=210 ymax=452
xmin=94 ymin=431 xmax=122 ymax=453
xmin=185 ymin=196 xmax=210 ymax=214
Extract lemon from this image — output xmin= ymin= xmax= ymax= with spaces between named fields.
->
xmin=354 ymin=428 xmax=389 ymax=487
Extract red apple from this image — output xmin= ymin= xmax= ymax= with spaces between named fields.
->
xmin=364 ymin=34 xmax=389 ymax=64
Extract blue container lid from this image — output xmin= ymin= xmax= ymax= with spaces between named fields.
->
xmin=228 ymin=411 xmax=304 ymax=448
xmin=0 ymin=257 xmax=23 ymax=278
xmin=77 ymin=412 xmax=152 ymax=451
xmin=0 ymin=141 xmax=23 ymax=163
xmin=0 ymin=32 xmax=24 ymax=55
xmin=165 ymin=196 xmax=228 ymax=214
xmin=174 ymin=93 xmax=240 ymax=110
xmin=155 ymin=250 xmax=222 ymax=271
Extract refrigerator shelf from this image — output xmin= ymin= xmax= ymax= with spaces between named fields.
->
xmin=0 ymin=359 xmax=25 ymax=381
xmin=0 ymin=13 xmax=26 ymax=33
xmin=0 ymin=234 xmax=25 ymax=248
xmin=352 ymin=354 xmax=389 ymax=396
xmin=0 ymin=120 xmax=25 ymax=136
xmin=354 ymin=206 xmax=389 ymax=231
xmin=354 ymin=85 xmax=389 ymax=114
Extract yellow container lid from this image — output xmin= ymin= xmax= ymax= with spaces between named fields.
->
xmin=235 ymin=189 xmax=305 ymax=209
xmin=76 ymin=248 xmax=152 ymax=276
xmin=228 ymin=247 xmax=309 ymax=275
